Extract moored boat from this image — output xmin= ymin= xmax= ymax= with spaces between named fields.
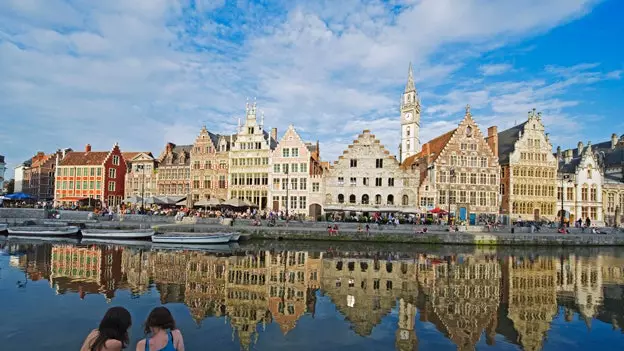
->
xmin=7 ymin=226 xmax=80 ymax=236
xmin=229 ymin=232 xmax=241 ymax=242
xmin=81 ymin=229 xmax=154 ymax=239
xmin=0 ymin=223 xmax=8 ymax=232
xmin=151 ymin=232 xmax=232 ymax=244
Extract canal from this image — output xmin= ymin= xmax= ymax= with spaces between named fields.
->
xmin=0 ymin=239 xmax=623 ymax=350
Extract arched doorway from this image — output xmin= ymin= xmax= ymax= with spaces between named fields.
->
xmin=309 ymin=203 xmax=322 ymax=219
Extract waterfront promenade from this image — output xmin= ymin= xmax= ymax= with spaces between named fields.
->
xmin=1 ymin=208 xmax=623 ymax=246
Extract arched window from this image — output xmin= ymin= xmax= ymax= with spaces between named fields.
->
xmin=406 ymin=126 xmax=411 ymax=137
xmin=386 ymin=262 xmax=393 ymax=273
xmin=349 ymin=194 xmax=356 ymax=204
xmin=338 ymin=194 xmax=344 ymax=203
xmin=375 ymin=194 xmax=382 ymax=205
xmin=406 ymin=140 xmax=410 ymax=150
xmin=387 ymin=194 xmax=394 ymax=205
xmin=402 ymin=195 xmax=409 ymax=206
xmin=362 ymin=194 xmax=369 ymax=204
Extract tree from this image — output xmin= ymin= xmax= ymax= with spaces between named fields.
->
xmin=3 ymin=179 xmax=14 ymax=194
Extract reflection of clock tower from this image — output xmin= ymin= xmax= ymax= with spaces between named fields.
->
xmin=400 ymin=63 xmax=421 ymax=162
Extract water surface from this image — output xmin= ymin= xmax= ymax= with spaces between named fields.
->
xmin=0 ymin=239 xmax=623 ymax=350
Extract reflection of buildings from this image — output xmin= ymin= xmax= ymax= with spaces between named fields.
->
xmin=505 ymin=256 xmax=558 ymax=351
xmin=8 ymin=242 xmax=624 ymax=348
xmin=50 ymin=244 xmax=123 ymax=300
xmin=321 ymin=255 xmax=419 ymax=346
xmin=419 ymin=256 xmax=500 ymax=351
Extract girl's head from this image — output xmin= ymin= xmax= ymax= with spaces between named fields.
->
xmin=144 ymin=306 xmax=176 ymax=334
xmin=91 ymin=306 xmax=132 ymax=351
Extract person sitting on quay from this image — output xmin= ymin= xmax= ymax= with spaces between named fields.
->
xmin=136 ymin=306 xmax=185 ymax=351
xmin=80 ymin=306 xmax=132 ymax=351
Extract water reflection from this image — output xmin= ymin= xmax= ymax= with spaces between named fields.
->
xmin=4 ymin=242 xmax=624 ymax=350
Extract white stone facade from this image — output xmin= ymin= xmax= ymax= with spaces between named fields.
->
xmin=13 ymin=164 xmax=26 ymax=193
xmin=124 ymin=153 xmax=157 ymax=199
xmin=228 ymin=102 xmax=274 ymax=209
xmin=269 ymin=125 xmax=324 ymax=217
xmin=323 ymin=130 xmax=419 ymax=214
xmin=558 ymin=142 xmax=604 ymax=226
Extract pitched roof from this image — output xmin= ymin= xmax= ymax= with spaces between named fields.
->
xmin=60 ymin=151 xmax=109 ymax=166
xmin=31 ymin=153 xmax=56 ymax=168
xmin=497 ymin=122 xmax=527 ymax=165
xmin=401 ymin=128 xmax=456 ymax=169
xmin=122 ymin=152 xmax=153 ymax=162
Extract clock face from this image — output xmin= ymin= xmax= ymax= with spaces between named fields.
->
xmin=404 ymin=112 xmax=412 ymax=121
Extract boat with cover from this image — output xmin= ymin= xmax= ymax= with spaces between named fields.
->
xmin=151 ymin=232 xmax=232 ymax=244
xmin=7 ymin=226 xmax=80 ymax=236
xmin=81 ymin=229 xmax=154 ymax=239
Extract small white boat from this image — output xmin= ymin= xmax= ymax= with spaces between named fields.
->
xmin=82 ymin=229 xmax=154 ymax=239
xmin=0 ymin=223 xmax=8 ymax=232
xmin=229 ymin=232 xmax=241 ymax=242
xmin=152 ymin=232 xmax=232 ymax=244
xmin=7 ymin=226 xmax=80 ymax=236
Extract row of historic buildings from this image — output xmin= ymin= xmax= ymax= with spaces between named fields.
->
xmin=9 ymin=244 xmax=624 ymax=350
xmin=9 ymin=65 xmax=624 ymax=224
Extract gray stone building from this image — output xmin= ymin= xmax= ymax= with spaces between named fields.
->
xmin=323 ymin=130 xmax=419 ymax=216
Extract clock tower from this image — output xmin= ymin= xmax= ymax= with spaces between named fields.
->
xmin=400 ymin=63 xmax=421 ymax=162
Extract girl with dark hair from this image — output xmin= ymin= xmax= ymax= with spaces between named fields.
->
xmin=81 ymin=306 xmax=132 ymax=351
xmin=136 ymin=306 xmax=185 ymax=351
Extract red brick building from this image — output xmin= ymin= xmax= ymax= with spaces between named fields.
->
xmin=23 ymin=150 xmax=65 ymax=200
xmin=54 ymin=144 xmax=127 ymax=207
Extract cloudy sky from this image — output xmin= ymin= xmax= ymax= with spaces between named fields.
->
xmin=1 ymin=0 xmax=623 ymax=173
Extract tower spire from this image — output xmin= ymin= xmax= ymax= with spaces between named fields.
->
xmin=405 ymin=62 xmax=415 ymax=93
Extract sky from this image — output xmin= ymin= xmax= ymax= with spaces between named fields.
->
xmin=1 ymin=0 xmax=623 ymax=175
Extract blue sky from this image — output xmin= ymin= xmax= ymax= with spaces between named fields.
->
xmin=1 ymin=0 xmax=623 ymax=173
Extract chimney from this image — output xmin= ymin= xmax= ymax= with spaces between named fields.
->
xmin=165 ymin=142 xmax=175 ymax=153
xmin=612 ymin=133 xmax=618 ymax=149
xmin=564 ymin=149 xmax=573 ymax=163
xmin=577 ymin=141 xmax=583 ymax=155
xmin=316 ymin=140 xmax=320 ymax=157
xmin=556 ymin=146 xmax=562 ymax=161
xmin=85 ymin=144 xmax=92 ymax=153
xmin=486 ymin=126 xmax=498 ymax=157
xmin=270 ymin=128 xmax=277 ymax=142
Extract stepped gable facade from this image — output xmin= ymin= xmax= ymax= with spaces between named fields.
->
xmin=323 ymin=129 xmax=419 ymax=214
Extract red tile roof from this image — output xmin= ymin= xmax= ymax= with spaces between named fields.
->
xmin=401 ymin=129 xmax=456 ymax=169
xmin=60 ymin=151 xmax=109 ymax=166
xmin=31 ymin=153 xmax=55 ymax=168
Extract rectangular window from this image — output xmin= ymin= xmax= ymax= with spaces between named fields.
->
xmin=338 ymin=177 xmax=344 ymax=186
xmin=439 ymin=171 xmax=447 ymax=183
xmin=290 ymin=196 xmax=298 ymax=209
xmin=291 ymin=179 xmax=298 ymax=190
xmin=459 ymin=191 xmax=467 ymax=203
xmin=375 ymin=178 xmax=382 ymax=186
xmin=461 ymin=143 xmax=467 ymax=150
xmin=471 ymin=156 xmax=477 ymax=167
xmin=582 ymin=187 xmax=588 ymax=201
xmin=76 ymin=181 xmax=81 ymax=189
xmin=350 ymin=177 xmax=356 ymax=186
xmin=282 ymin=178 xmax=288 ymax=190
xmin=558 ymin=187 xmax=563 ymax=200
xmin=480 ymin=157 xmax=487 ymax=167
xmin=449 ymin=190 xmax=456 ymax=204
xmin=376 ymin=159 xmax=383 ymax=168
xmin=96 ymin=181 xmax=101 ymax=189
xmin=300 ymin=163 xmax=307 ymax=172
xmin=273 ymin=178 xmax=280 ymax=190
xmin=299 ymin=196 xmax=306 ymax=210
xmin=469 ymin=191 xmax=477 ymax=205
xmin=388 ymin=178 xmax=395 ymax=186
xmin=300 ymin=178 xmax=306 ymax=190
xmin=490 ymin=174 xmax=496 ymax=185
xmin=460 ymin=173 xmax=467 ymax=184
xmin=77 ymin=168 xmax=82 ymax=176
xmin=83 ymin=181 xmax=88 ymax=189
xmin=590 ymin=187 xmax=597 ymax=201
xmin=450 ymin=155 xmax=457 ymax=166
xmin=363 ymin=177 xmax=369 ymax=186
xmin=350 ymin=159 xmax=357 ymax=167
xmin=108 ymin=168 xmax=116 ymax=178
xmin=590 ymin=206 xmax=597 ymax=220
xmin=108 ymin=181 xmax=116 ymax=191
xmin=470 ymin=173 xmax=477 ymax=185
xmin=439 ymin=190 xmax=447 ymax=205
xmin=292 ymin=148 xmax=299 ymax=157
xmin=282 ymin=148 xmax=290 ymax=157
xmin=112 ymin=155 xmax=120 ymax=166
xmin=312 ymin=182 xmax=319 ymax=192
xmin=292 ymin=163 xmax=299 ymax=173
xmin=479 ymin=191 xmax=486 ymax=206
xmin=480 ymin=173 xmax=487 ymax=185
xmin=219 ymin=175 xmax=226 ymax=188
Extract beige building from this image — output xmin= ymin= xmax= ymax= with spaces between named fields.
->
xmin=498 ymin=109 xmax=558 ymax=222
xmin=190 ymin=126 xmax=232 ymax=205
xmin=228 ymin=101 xmax=277 ymax=209
xmin=123 ymin=152 xmax=157 ymax=200
xmin=402 ymin=106 xmax=500 ymax=224
xmin=323 ymin=130 xmax=420 ymax=215
xmin=156 ymin=143 xmax=191 ymax=197
xmin=269 ymin=125 xmax=325 ymax=218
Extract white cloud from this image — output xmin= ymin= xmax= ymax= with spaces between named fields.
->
xmin=0 ymin=0 xmax=615 ymax=172
xmin=479 ymin=63 xmax=513 ymax=76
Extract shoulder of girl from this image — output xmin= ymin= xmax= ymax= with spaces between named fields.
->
xmin=105 ymin=339 xmax=123 ymax=349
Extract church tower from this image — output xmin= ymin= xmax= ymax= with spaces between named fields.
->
xmin=400 ymin=63 xmax=421 ymax=162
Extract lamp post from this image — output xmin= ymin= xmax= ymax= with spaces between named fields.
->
xmin=285 ymin=164 xmax=289 ymax=223
xmin=447 ymin=169 xmax=455 ymax=225
xmin=137 ymin=164 xmax=146 ymax=212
